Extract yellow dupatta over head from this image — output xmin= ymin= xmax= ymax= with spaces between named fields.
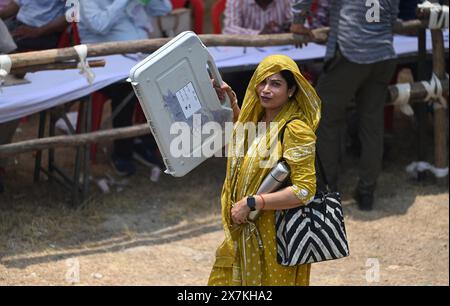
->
xmin=213 ymin=55 xmax=321 ymax=284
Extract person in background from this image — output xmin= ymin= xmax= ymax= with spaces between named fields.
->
xmin=300 ymin=0 xmax=330 ymax=86
xmin=291 ymin=0 xmax=399 ymax=210
xmin=223 ymin=0 xmax=293 ymax=35
xmin=0 ymin=17 xmax=15 ymax=53
xmin=79 ymin=0 xmax=172 ymax=176
xmin=0 ymin=22 xmax=16 ymax=192
xmin=0 ymin=0 xmax=11 ymax=10
xmin=398 ymin=0 xmax=420 ymax=21
xmin=0 ymin=119 xmax=17 ymax=193
xmin=221 ymin=0 xmax=295 ymax=106
xmin=0 ymin=19 xmax=15 ymax=193
xmin=0 ymin=18 xmax=16 ymax=193
xmin=0 ymin=0 xmax=67 ymax=52
xmin=0 ymin=0 xmax=66 ymax=193
xmin=308 ymin=0 xmax=329 ymax=29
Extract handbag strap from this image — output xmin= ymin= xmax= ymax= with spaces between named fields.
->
xmin=280 ymin=119 xmax=331 ymax=193
xmin=315 ymin=151 xmax=331 ymax=193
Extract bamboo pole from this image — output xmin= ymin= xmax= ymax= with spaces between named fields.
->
xmin=0 ymin=124 xmax=150 ymax=158
xmin=7 ymin=19 xmax=431 ymax=71
xmin=418 ymin=1 xmax=449 ymax=183
xmin=387 ymin=78 xmax=449 ymax=104
xmin=0 ymin=18 xmax=446 ymax=159
xmin=0 ymin=80 xmax=447 ymax=159
xmin=430 ymin=29 xmax=448 ymax=183
xmin=416 ymin=2 xmax=449 ymax=21
xmin=393 ymin=19 xmax=427 ymax=34
xmin=10 ymin=60 xmax=106 ymax=74
xmin=7 ymin=29 xmax=326 ymax=70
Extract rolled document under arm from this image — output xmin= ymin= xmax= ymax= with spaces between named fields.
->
xmin=248 ymin=161 xmax=290 ymax=221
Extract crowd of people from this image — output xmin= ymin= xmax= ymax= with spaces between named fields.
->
xmin=220 ymin=0 xmax=420 ymax=211
xmin=0 ymin=0 xmax=428 ymax=200
xmin=0 ymin=0 xmax=173 ymax=190
xmin=78 ymin=0 xmax=172 ymax=176
xmin=1 ymin=0 xmax=70 ymax=193
xmin=0 ymin=1 xmax=432 ymax=199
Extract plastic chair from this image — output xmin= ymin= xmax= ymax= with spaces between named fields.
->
xmin=171 ymin=0 xmax=186 ymax=8
xmin=17 ymin=23 xmax=79 ymax=123
xmin=211 ymin=0 xmax=226 ymax=34
xmin=307 ymin=0 xmax=319 ymax=28
xmin=87 ymin=84 xmax=148 ymax=162
xmin=59 ymin=23 xmax=143 ymax=162
xmin=171 ymin=0 xmax=204 ymax=34
xmin=57 ymin=22 xmax=81 ymax=48
xmin=19 ymin=22 xmax=80 ymax=125
xmin=81 ymin=92 xmax=109 ymax=163
xmin=57 ymin=22 xmax=109 ymax=161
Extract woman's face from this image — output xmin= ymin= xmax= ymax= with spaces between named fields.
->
xmin=256 ymin=72 xmax=295 ymax=111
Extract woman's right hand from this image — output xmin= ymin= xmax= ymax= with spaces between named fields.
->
xmin=231 ymin=197 xmax=251 ymax=225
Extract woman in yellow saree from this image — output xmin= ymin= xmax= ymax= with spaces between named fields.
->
xmin=208 ymin=55 xmax=321 ymax=286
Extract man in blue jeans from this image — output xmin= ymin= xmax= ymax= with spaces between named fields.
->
xmin=291 ymin=0 xmax=399 ymax=210
xmin=78 ymin=0 xmax=172 ymax=176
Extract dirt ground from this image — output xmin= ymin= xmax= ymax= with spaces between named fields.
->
xmin=0 ymin=109 xmax=448 ymax=286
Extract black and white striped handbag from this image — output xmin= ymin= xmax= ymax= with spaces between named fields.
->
xmin=276 ymin=191 xmax=349 ymax=266
xmin=275 ymin=154 xmax=349 ymax=266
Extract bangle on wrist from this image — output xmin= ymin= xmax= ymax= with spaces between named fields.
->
xmin=258 ymin=194 xmax=266 ymax=210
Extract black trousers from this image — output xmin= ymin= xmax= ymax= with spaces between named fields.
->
xmin=101 ymin=83 xmax=158 ymax=159
xmin=315 ymin=50 xmax=396 ymax=194
xmin=101 ymin=83 xmax=138 ymax=159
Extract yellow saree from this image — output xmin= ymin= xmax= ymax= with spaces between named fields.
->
xmin=208 ymin=55 xmax=321 ymax=286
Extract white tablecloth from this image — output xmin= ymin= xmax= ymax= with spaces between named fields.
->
xmin=0 ymin=31 xmax=448 ymax=123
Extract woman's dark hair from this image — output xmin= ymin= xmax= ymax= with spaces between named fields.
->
xmin=280 ymin=70 xmax=298 ymax=96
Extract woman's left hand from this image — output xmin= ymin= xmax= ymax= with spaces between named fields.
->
xmin=231 ymin=197 xmax=251 ymax=225
xmin=211 ymin=79 xmax=235 ymax=103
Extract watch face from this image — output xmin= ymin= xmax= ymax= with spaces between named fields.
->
xmin=247 ymin=196 xmax=256 ymax=211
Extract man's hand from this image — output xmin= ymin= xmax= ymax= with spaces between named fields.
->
xmin=290 ymin=23 xmax=314 ymax=48
xmin=11 ymin=25 xmax=43 ymax=40
xmin=0 ymin=1 xmax=19 ymax=20
xmin=260 ymin=21 xmax=281 ymax=34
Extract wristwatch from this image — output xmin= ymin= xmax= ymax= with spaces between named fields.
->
xmin=246 ymin=196 xmax=256 ymax=211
